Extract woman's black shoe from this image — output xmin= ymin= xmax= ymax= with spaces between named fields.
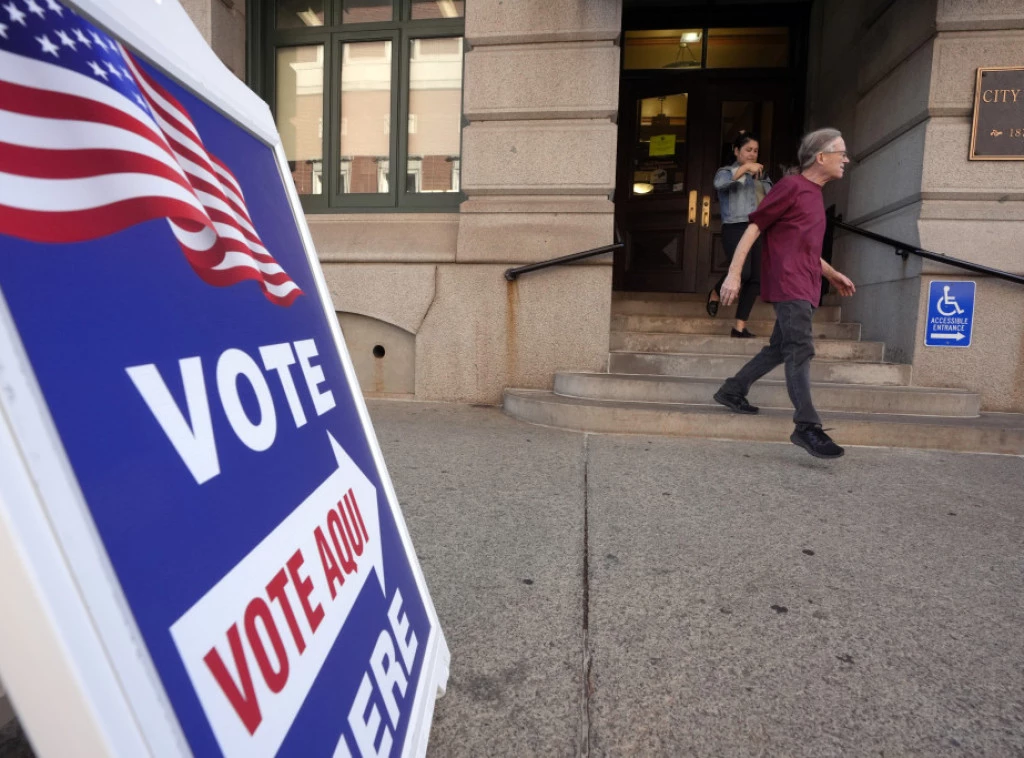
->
xmin=730 ymin=328 xmax=755 ymax=338
xmin=706 ymin=289 xmax=719 ymax=317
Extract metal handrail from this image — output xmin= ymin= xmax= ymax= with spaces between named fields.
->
xmin=504 ymin=241 xmax=623 ymax=281
xmin=829 ymin=212 xmax=1024 ymax=286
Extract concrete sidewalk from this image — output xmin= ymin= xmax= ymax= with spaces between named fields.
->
xmin=366 ymin=400 xmax=1024 ymax=758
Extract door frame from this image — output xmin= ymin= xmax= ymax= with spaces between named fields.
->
xmin=613 ymin=3 xmax=811 ymax=293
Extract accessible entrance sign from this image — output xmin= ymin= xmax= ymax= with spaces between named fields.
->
xmin=0 ymin=1 xmax=448 ymax=756
xmin=925 ymin=281 xmax=976 ymax=348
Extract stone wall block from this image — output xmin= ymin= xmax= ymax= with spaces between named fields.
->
xmin=464 ymin=42 xmax=620 ymax=121
xmin=832 ymin=204 xmax=925 ymax=288
xmin=937 ymin=0 xmax=1024 ymax=31
xmin=858 ymin=0 xmax=938 ymax=95
xmin=930 ymin=31 xmax=1024 ymax=114
xmin=337 ymin=313 xmax=416 ymax=396
xmin=912 ymin=277 xmax=1024 ymax=411
xmin=456 ymin=212 xmax=614 ymax=263
xmin=816 ymin=0 xmax=865 ymax=82
xmin=461 ymin=120 xmax=618 ymax=194
xmin=836 ymin=278 xmax=923 ymax=364
xmin=180 ymin=0 xmax=212 ymax=39
xmin=415 ymin=264 xmax=610 ymax=402
xmin=918 ymin=218 xmax=1024 ymax=275
xmin=466 ymin=0 xmax=621 ymax=46
xmin=854 ymin=40 xmax=932 ymax=156
xmin=211 ymin=0 xmax=246 ymax=80
xmin=309 ymin=214 xmax=459 ymax=262
xmin=846 ymin=122 xmax=928 ymax=222
xmin=321 ymin=263 xmax=437 ymax=334
xmin=922 ymin=119 xmax=1024 ymax=197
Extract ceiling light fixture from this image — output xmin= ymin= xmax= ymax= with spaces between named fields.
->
xmin=296 ymin=8 xmax=321 ymax=26
xmin=437 ymin=0 xmax=459 ymax=18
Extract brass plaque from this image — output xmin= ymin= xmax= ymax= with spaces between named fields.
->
xmin=970 ymin=67 xmax=1024 ymax=160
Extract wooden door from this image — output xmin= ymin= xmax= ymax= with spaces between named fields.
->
xmin=613 ymin=78 xmax=708 ymax=292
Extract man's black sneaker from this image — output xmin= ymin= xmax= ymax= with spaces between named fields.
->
xmin=713 ymin=390 xmax=759 ymax=414
xmin=790 ymin=425 xmax=845 ymax=459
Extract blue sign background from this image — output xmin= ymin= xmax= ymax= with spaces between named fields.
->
xmin=925 ymin=280 xmax=976 ymax=348
xmin=0 ymin=54 xmax=431 ymax=757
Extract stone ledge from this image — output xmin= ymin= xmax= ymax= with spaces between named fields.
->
xmin=456 ymin=211 xmax=614 ymax=263
xmin=461 ymin=196 xmax=615 ymax=214
xmin=937 ymin=0 xmax=1024 ymax=31
xmin=308 ymin=213 xmax=459 ymax=262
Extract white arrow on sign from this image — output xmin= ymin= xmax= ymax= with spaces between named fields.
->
xmin=171 ymin=431 xmax=384 ymax=758
xmin=929 ymin=332 xmax=965 ymax=341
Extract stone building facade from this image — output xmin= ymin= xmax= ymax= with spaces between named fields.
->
xmin=179 ymin=0 xmax=1024 ymax=412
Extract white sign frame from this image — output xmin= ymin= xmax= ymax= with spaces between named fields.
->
xmin=0 ymin=1 xmax=449 ymax=755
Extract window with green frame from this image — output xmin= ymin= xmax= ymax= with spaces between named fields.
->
xmin=261 ymin=0 xmax=466 ymax=212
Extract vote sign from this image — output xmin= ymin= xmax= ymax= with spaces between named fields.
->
xmin=0 ymin=2 xmax=447 ymax=756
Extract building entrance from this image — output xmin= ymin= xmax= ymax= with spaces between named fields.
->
xmin=612 ymin=18 xmax=808 ymax=293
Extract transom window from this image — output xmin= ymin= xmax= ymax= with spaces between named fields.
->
xmin=263 ymin=0 xmax=466 ymax=211
xmin=623 ymin=27 xmax=790 ymax=71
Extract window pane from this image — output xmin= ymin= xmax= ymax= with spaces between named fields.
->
xmin=276 ymin=45 xmax=324 ymax=196
xmin=624 ymin=30 xmax=703 ymax=70
xmin=633 ymin=93 xmax=688 ymax=197
xmin=407 ymin=36 xmax=464 ymax=194
xmin=340 ymin=41 xmax=392 ymax=194
xmin=411 ymin=0 xmax=465 ymax=19
xmin=276 ymin=0 xmax=324 ymax=29
xmin=706 ymin=28 xmax=789 ymax=69
xmin=342 ymin=0 xmax=392 ymax=23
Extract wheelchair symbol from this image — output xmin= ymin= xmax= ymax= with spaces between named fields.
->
xmin=936 ymin=285 xmax=965 ymax=316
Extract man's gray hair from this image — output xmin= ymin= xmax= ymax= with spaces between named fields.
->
xmin=797 ymin=128 xmax=843 ymax=170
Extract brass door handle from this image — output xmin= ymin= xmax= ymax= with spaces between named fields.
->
xmin=701 ymin=195 xmax=711 ymax=228
xmin=688 ymin=190 xmax=697 ymax=224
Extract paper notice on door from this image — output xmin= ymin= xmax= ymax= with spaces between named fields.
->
xmin=649 ymin=134 xmax=676 ymax=156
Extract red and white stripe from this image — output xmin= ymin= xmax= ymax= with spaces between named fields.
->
xmin=0 ymin=45 xmax=302 ymax=306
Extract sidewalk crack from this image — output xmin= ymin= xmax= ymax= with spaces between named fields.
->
xmin=581 ymin=432 xmax=592 ymax=757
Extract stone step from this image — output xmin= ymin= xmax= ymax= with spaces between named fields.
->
xmin=610 ymin=314 xmax=862 ymax=340
xmin=609 ymin=332 xmax=885 ymax=362
xmin=609 ymin=352 xmax=912 ymax=386
xmin=503 ymin=390 xmax=1024 ymax=456
xmin=612 ymin=298 xmax=842 ymax=322
xmin=554 ymin=373 xmax=981 ymax=417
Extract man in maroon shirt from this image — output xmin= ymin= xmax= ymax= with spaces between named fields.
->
xmin=714 ymin=128 xmax=856 ymax=459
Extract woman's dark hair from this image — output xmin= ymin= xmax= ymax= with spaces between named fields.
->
xmin=733 ymin=131 xmax=759 ymax=152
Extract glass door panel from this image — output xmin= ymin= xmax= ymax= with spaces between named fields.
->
xmin=633 ymin=93 xmax=688 ymax=197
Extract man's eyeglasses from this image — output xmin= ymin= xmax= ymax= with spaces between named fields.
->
xmin=821 ymin=150 xmax=849 ymax=159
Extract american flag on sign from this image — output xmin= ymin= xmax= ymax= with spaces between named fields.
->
xmin=0 ymin=0 xmax=303 ymax=306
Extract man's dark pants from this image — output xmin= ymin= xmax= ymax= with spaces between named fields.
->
xmin=719 ymin=299 xmax=822 ymax=428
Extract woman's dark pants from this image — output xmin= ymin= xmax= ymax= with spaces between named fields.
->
xmin=713 ymin=222 xmax=762 ymax=322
